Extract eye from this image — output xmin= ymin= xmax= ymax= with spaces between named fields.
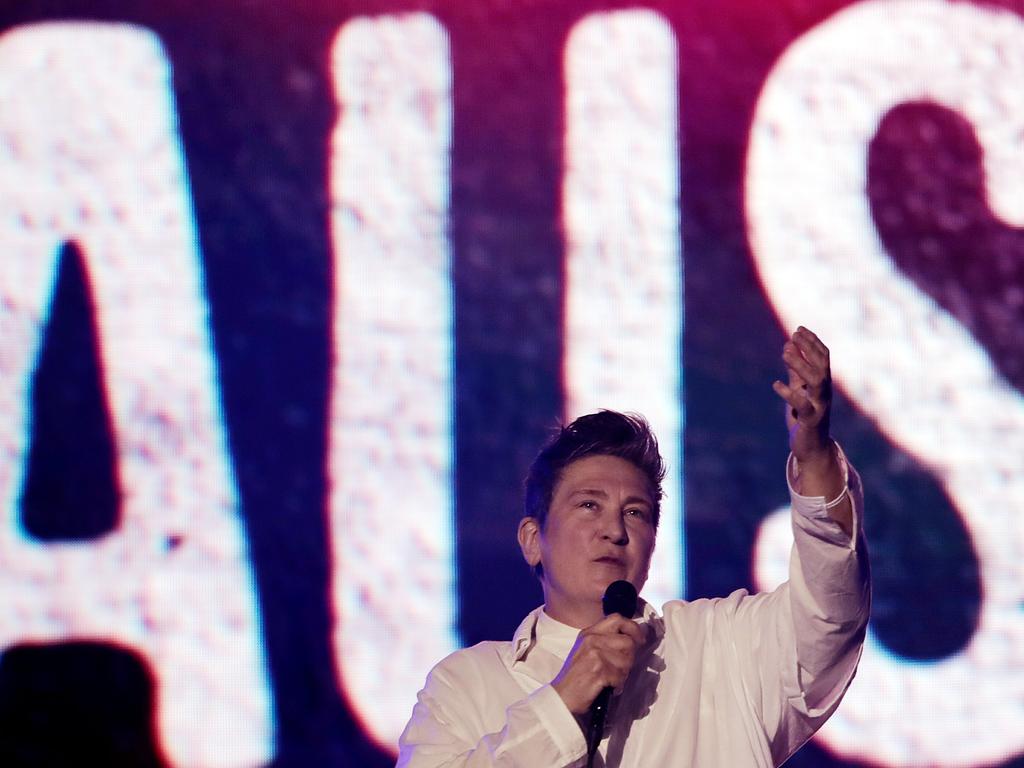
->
xmin=624 ymin=508 xmax=649 ymax=521
xmin=579 ymin=500 xmax=599 ymax=510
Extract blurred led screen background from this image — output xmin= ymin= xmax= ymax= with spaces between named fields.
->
xmin=0 ymin=0 xmax=1022 ymax=765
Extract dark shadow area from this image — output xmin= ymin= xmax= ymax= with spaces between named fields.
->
xmin=863 ymin=101 xmax=1024 ymax=660
xmin=869 ymin=100 xmax=1024 ymax=392
xmin=860 ymin=438 xmax=981 ymax=659
xmin=0 ymin=642 xmax=167 ymax=767
xmin=21 ymin=240 xmax=120 ymax=541
xmin=450 ymin=7 xmax=577 ymax=644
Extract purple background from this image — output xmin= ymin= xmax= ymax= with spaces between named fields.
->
xmin=0 ymin=0 xmax=1020 ymax=765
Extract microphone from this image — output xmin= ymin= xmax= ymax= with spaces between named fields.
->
xmin=586 ymin=579 xmax=638 ymax=767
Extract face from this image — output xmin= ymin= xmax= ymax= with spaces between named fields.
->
xmin=518 ymin=454 xmax=656 ymax=628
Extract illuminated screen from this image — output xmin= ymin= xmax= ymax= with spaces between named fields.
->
xmin=0 ymin=1 xmax=1021 ymax=766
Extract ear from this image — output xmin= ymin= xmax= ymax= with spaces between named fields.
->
xmin=517 ymin=517 xmax=542 ymax=568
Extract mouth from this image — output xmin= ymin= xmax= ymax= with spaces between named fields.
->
xmin=593 ymin=556 xmax=626 ymax=568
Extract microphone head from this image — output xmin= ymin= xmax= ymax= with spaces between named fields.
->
xmin=602 ymin=579 xmax=638 ymax=618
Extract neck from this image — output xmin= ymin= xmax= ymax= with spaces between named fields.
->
xmin=543 ymin=599 xmax=604 ymax=629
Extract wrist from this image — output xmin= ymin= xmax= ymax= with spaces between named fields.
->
xmin=552 ymin=678 xmax=586 ymax=715
xmin=789 ymin=439 xmax=847 ymax=500
xmin=793 ymin=437 xmax=836 ymax=470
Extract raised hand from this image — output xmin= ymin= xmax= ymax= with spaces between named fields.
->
xmin=772 ymin=325 xmax=833 ymax=465
xmin=771 ymin=326 xmax=852 ymax=532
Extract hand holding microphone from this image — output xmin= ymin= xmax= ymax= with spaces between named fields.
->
xmin=551 ymin=581 xmax=640 ymax=765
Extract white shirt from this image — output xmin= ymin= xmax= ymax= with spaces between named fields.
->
xmin=397 ymin=452 xmax=869 ymax=767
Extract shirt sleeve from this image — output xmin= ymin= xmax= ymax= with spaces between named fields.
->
xmin=725 ymin=443 xmax=871 ymax=764
xmin=788 ymin=445 xmax=870 ymax=691
xmin=396 ymin=649 xmax=588 ymax=768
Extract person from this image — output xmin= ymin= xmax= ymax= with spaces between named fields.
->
xmin=396 ymin=327 xmax=870 ymax=767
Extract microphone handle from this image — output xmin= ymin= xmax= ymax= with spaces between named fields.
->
xmin=586 ymin=685 xmax=613 ymax=767
xmin=587 ymin=581 xmax=637 ymax=766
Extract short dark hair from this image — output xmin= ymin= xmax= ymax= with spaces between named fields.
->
xmin=524 ymin=410 xmax=666 ymax=534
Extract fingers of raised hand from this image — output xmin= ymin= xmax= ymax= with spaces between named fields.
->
xmin=790 ymin=327 xmax=831 ymax=379
xmin=772 ymin=379 xmax=812 ymax=421
xmin=782 ymin=341 xmax=823 ymax=390
xmin=793 ymin=325 xmax=828 ymax=358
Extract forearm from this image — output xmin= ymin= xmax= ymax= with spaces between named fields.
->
xmin=787 ymin=448 xmax=870 ymax=694
xmin=397 ymin=683 xmax=586 ymax=768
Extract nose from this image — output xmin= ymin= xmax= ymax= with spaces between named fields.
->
xmin=601 ymin=511 xmax=629 ymax=545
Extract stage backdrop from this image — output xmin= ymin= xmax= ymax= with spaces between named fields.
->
xmin=0 ymin=0 xmax=1022 ymax=765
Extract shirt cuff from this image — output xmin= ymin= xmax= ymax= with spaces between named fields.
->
xmin=786 ymin=441 xmax=859 ymax=546
xmin=523 ymin=683 xmax=587 ymax=763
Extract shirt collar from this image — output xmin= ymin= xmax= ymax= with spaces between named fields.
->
xmin=511 ymin=599 xmax=665 ymax=663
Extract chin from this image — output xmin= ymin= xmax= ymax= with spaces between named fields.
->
xmin=591 ymin=573 xmax=628 ymax=594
